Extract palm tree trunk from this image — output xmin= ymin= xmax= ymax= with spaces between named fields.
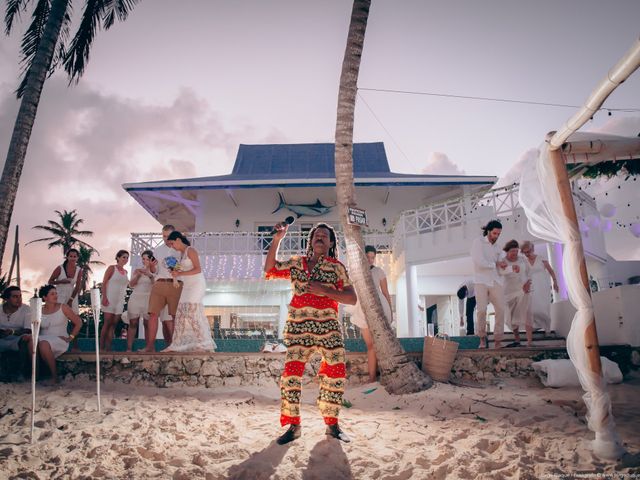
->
xmin=334 ymin=0 xmax=432 ymax=394
xmin=0 ymin=0 xmax=70 ymax=272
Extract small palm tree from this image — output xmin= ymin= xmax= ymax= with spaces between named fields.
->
xmin=27 ymin=209 xmax=95 ymax=253
xmin=77 ymin=245 xmax=105 ymax=291
xmin=0 ymin=274 xmax=8 ymax=293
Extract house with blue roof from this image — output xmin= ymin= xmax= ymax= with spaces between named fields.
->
xmin=123 ymin=142 xmax=495 ymax=233
xmin=123 ymin=142 xmax=508 ymax=339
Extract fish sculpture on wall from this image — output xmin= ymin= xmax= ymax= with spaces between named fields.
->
xmin=272 ymin=193 xmax=333 ymax=218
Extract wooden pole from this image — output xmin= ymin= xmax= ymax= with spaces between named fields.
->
xmin=7 ymin=226 xmax=18 ymax=283
xmin=548 ymin=147 xmax=602 ymax=376
xmin=15 ymin=226 xmax=20 ymax=288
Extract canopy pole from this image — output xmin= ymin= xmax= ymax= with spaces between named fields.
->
xmin=545 ymin=36 xmax=640 ymax=377
xmin=548 ymin=147 xmax=602 ymax=376
xmin=549 ymin=36 xmax=640 ymax=149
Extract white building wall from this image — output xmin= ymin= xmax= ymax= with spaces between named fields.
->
xmin=195 ymin=185 xmax=463 ymax=234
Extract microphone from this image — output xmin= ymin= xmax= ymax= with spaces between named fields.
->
xmin=271 ymin=216 xmax=296 ymax=235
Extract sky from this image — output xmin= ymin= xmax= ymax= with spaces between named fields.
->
xmin=1 ymin=0 xmax=639 ymax=289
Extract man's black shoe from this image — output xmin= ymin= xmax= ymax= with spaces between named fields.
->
xmin=325 ymin=423 xmax=351 ymax=443
xmin=276 ymin=424 xmax=301 ymax=445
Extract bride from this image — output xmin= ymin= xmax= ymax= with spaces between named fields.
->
xmin=161 ymin=231 xmax=216 ymax=352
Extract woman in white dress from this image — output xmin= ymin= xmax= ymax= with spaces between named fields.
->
xmin=126 ymin=250 xmax=155 ymax=352
xmin=28 ymin=285 xmax=82 ymax=384
xmin=499 ymin=240 xmax=532 ymax=346
xmin=520 ymin=241 xmax=559 ymax=335
xmin=349 ymin=245 xmax=393 ymax=383
xmin=100 ymin=250 xmax=129 ymax=352
xmin=162 ymin=232 xmax=215 ymax=352
xmin=48 ymin=248 xmax=83 ymax=313
xmin=48 ymin=248 xmax=84 ymax=352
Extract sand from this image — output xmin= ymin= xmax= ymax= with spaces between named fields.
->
xmin=1 ymin=373 xmax=639 ymax=479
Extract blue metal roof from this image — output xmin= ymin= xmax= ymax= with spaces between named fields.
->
xmin=232 ymin=142 xmax=390 ymax=178
xmin=123 ymin=142 xmax=497 ymax=191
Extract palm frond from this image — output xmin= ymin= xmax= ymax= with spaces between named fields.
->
xmin=64 ymin=0 xmax=140 ymax=82
xmin=63 ymin=0 xmax=103 ymax=82
xmin=4 ymin=0 xmax=32 ymax=35
xmin=32 ymin=224 xmax=65 ymax=236
xmin=45 ymin=220 xmax=65 ymax=231
xmin=69 ymin=238 xmax=96 ymax=250
xmin=0 ymin=274 xmax=9 ymax=292
xmin=102 ymin=0 xmax=139 ymax=28
xmin=15 ymin=0 xmax=49 ymax=97
xmin=49 ymin=9 xmax=72 ymax=74
xmin=25 ymin=235 xmax=56 ymax=246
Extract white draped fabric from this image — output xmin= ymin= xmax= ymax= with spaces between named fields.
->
xmin=519 ymin=143 xmax=625 ymax=460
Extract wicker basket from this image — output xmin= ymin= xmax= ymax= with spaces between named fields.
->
xmin=422 ymin=335 xmax=459 ymax=382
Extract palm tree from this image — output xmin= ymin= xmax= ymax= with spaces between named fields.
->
xmin=0 ymin=0 xmax=141 ymax=272
xmin=27 ymin=209 xmax=95 ymax=252
xmin=77 ymin=244 xmax=105 ymax=292
xmin=334 ymin=0 xmax=432 ymax=394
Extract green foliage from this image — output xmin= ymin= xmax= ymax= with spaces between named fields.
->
xmin=77 ymin=245 xmax=105 ymax=290
xmin=581 ymin=160 xmax=640 ymax=179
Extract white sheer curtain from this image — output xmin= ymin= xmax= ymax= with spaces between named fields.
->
xmin=519 ymin=143 xmax=625 ymax=460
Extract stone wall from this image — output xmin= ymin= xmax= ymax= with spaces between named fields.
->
xmin=54 ymin=347 xmax=640 ymax=388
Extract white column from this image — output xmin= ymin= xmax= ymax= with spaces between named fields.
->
xmin=405 ymin=264 xmax=421 ymax=337
xmin=395 ymin=273 xmax=408 ymax=337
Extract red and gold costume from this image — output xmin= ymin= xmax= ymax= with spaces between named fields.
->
xmin=266 ymin=254 xmax=352 ymax=426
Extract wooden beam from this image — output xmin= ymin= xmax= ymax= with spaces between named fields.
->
xmin=549 ymin=37 xmax=640 ymax=149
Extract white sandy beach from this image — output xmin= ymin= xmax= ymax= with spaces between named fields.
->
xmin=0 ymin=373 xmax=639 ymax=479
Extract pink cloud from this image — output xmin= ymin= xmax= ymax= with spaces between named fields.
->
xmin=0 ymin=78 xmax=280 ymax=290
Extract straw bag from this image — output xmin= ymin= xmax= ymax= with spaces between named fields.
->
xmin=422 ymin=334 xmax=459 ymax=382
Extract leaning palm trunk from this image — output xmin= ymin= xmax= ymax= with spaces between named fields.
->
xmin=0 ymin=0 xmax=70 ymax=270
xmin=334 ymin=0 xmax=432 ymax=394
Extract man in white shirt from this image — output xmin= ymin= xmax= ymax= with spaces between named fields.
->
xmin=142 ymin=224 xmax=183 ymax=352
xmin=0 ymin=286 xmax=32 ymax=378
xmin=471 ymin=220 xmax=507 ymax=349
xmin=456 ymin=280 xmax=476 ymax=335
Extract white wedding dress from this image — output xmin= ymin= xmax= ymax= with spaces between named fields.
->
xmin=163 ymin=247 xmax=216 ymax=352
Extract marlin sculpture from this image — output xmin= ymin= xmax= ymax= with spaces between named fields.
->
xmin=272 ymin=193 xmax=333 ymax=218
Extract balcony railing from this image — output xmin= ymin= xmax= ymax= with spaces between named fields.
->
xmin=131 ymin=183 xmax=597 ymax=279
xmin=130 ymin=230 xmax=394 ymax=280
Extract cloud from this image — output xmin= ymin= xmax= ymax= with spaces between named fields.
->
xmin=420 ymin=152 xmax=465 ymax=175
xmin=495 ymin=147 xmax=539 ymax=189
xmin=589 ymin=115 xmax=640 ymax=137
xmin=0 ymin=77 xmax=280 ymax=289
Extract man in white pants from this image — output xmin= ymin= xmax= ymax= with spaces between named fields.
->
xmin=471 ymin=220 xmax=507 ymax=349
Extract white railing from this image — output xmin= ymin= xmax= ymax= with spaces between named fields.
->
xmin=131 ymin=184 xmax=596 ymax=279
xmin=390 ymin=183 xmax=599 ymax=259
xmin=131 ymin=231 xmax=394 ymax=258
xmin=130 ymin=230 xmax=394 ymax=280
xmin=396 ymin=184 xmax=520 ymax=239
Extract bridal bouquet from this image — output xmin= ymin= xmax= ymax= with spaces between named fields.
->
xmin=164 ymin=256 xmax=182 ymax=288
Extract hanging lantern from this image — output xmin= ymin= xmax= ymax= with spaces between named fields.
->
xmin=602 ymin=219 xmax=613 ymax=233
xmin=586 ymin=214 xmax=601 ymax=230
xmin=599 ymin=203 xmax=617 ymax=218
